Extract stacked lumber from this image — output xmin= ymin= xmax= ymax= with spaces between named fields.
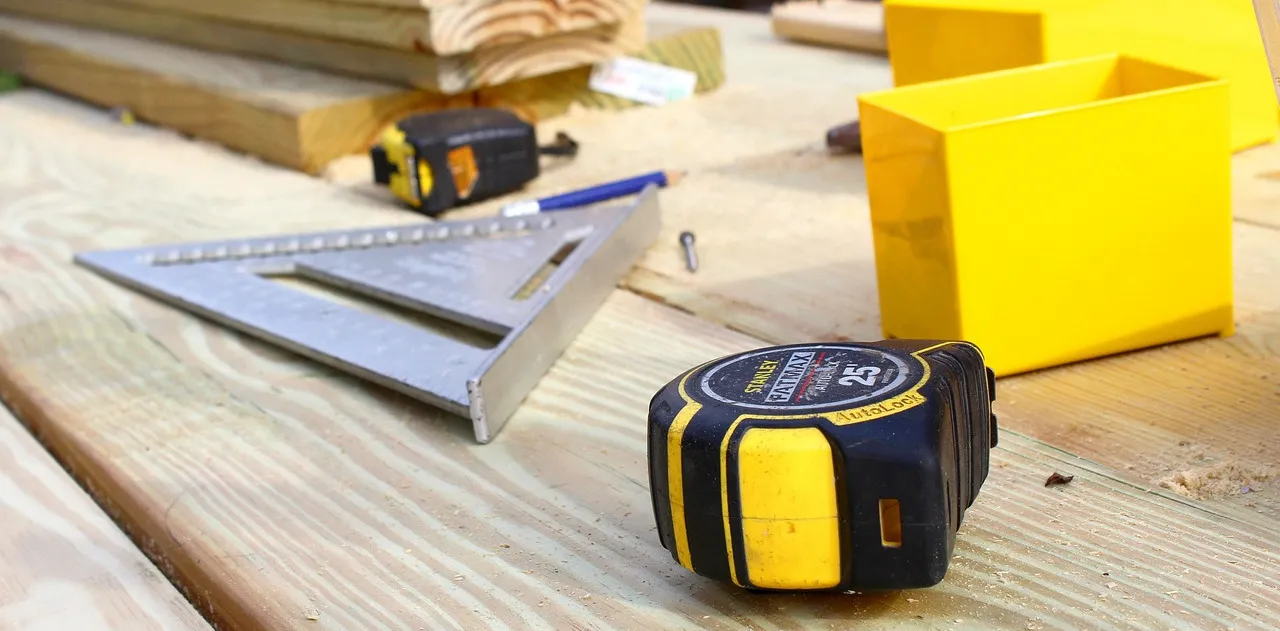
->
xmin=0 ymin=1 xmax=727 ymax=174
xmin=0 ymin=0 xmax=650 ymax=93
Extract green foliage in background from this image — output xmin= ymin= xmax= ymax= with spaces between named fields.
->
xmin=0 ymin=71 xmax=20 ymax=93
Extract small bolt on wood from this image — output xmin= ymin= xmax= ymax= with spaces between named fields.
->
xmin=679 ymin=231 xmax=698 ymax=272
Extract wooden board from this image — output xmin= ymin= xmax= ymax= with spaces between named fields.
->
xmin=478 ymin=22 xmax=724 ymax=122
xmin=0 ymin=406 xmax=214 ymax=630
xmin=0 ymin=0 xmax=646 ymax=93
xmin=2 ymin=90 xmax=1280 ymax=631
xmin=0 ymin=14 xmax=466 ymax=174
xmin=771 ymin=0 xmax=886 ymax=53
xmin=98 ymin=0 xmax=644 ymax=55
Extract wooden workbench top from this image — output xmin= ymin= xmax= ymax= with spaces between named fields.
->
xmin=1 ymin=2 xmax=1279 ymax=629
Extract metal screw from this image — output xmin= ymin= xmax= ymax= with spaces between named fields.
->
xmin=679 ymin=231 xmax=698 ymax=272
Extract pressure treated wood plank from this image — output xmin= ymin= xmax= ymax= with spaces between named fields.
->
xmin=3 ymin=84 xmax=1280 ymax=631
xmin=0 ymin=406 xmax=214 ymax=630
xmin=771 ymin=0 xmax=886 ymax=53
xmin=0 ymin=0 xmax=646 ymax=93
xmin=101 ymin=0 xmax=645 ymax=55
xmin=0 ymin=15 xmax=464 ymax=174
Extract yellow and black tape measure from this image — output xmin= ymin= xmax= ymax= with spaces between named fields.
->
xmin=370 ymin=108 xmax=577 ymax=216
xmin=647 ymin=339 xmax=997 ymax=592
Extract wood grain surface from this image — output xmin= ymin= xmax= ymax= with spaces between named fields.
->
xmin=0 ymin=15 xmax=466 ymax=173
xmin=478 ymin=22 xmax=724 ymax=122
xmin=98 ymin=0 xmax=645 ymax=55
xmin=0 ymin=406 xmax=213 ymax=630
xmin=2 ymin=79 xmax=1280 ymax=629
xmin=2 ymin=4 xmax=1279 ymax=630
xmin=0 ymin=0 xmax=646 ymax=93
xmin=7 ymin=72 xmax=1280 ymax=629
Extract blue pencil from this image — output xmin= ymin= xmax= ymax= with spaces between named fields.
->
xmin=499 ymin=169 xmax=685 ymax=216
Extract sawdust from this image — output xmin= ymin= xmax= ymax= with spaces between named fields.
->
xmin=1157 ymin=461 xmax=1277 ymax=500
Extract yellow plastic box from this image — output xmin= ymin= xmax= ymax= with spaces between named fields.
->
xmin=882 ymin=0 xmax=1277 ymax=151
xmin=857 ymin=54 xmax=1234 ymax=377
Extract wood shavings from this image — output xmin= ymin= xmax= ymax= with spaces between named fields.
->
xmin=1157 ymin=461 xmax=1276 ymax=500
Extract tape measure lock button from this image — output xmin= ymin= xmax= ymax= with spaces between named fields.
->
xmin=648 ymin=340 xmax=997 ymax=593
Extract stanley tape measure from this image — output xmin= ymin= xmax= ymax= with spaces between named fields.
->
xmin=647 ymin=339 xmax=997 ymax=592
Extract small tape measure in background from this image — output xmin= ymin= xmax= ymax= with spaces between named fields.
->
xmin=370 ymin=108 xmax=578 ymax=216
xmin=647 ymin=340 xmax=998 ymax=592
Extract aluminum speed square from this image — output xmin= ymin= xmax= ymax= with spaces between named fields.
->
xmin=74 ymin=186 xmax=662 ymax=443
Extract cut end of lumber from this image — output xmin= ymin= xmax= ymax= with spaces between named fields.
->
xmin=428 ymin=0 xmax=649 ymax=55
xmin=478 ymin=23 xmax=726 ymax=123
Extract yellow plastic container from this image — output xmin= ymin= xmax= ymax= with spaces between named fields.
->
xmin=857 ymin=54 xmax=1234 ymax=377
xmin=882 ymin=0 xmax=1277 ymax=151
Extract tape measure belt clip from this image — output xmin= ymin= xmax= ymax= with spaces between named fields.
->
xmin=647 ymin=340 xmax=997 ymax=592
